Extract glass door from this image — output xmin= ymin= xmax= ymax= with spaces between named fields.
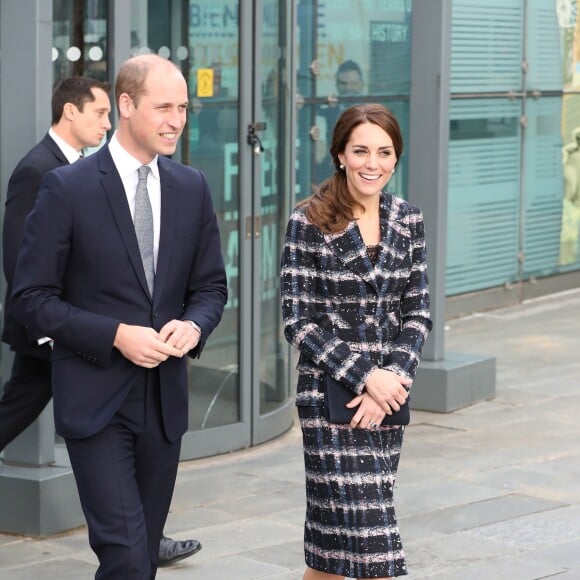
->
xmin=245 ymin=0 xmax=295 ymax=445
xmin=177 ymin=0 xmax=293 ymax=457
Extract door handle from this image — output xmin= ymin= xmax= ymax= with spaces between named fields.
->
xmin=247 ymin=122 xmax=267 ymax=154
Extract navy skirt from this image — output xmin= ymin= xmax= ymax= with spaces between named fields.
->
xmin=298 ymin=405 xmax=408 ymax=578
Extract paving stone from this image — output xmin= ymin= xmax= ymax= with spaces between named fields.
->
xmin=2 ymin=290 xmax=580 ymax=578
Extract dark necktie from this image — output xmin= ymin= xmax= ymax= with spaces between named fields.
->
xmin=134 ymin=165 xmax=154 ymax=294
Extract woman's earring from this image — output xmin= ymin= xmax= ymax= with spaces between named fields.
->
xmin=392 ymin=168 xmax=396 ymax=174
xmin=339 ymin=163 xmax=345 ymax=170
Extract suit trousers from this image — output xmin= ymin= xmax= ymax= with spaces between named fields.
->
xmin=0 ymin=352 xmax=52 ymax=451
xmin=65 ymin=369 xmax=181 ymax=580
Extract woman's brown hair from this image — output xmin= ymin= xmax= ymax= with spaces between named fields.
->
xmin=301 ymin=103 xmax=403 ymax=233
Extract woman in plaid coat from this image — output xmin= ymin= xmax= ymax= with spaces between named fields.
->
xmin=281 ymin=104 xmax=431 ymax=579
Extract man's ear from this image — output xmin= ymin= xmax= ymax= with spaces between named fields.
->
xmin=118 ymin=93 xmax=133 ymax=118
xmin=62 ymin=102 xmax=78 ymax=121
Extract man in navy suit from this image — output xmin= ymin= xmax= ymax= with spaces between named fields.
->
xmin=1 ymin=77 xmax=112 ymax=446
xmin=11 ymin=55 xmax=227 ymax=578
xmin=1 ymin=75 xmax=203 ymax=569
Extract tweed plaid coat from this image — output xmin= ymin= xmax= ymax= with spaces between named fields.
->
xmin=281 ymin=192 xmax=432 ymax=407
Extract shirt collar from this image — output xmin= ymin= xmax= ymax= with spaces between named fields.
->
xmin=108 ymin=132 xmax=159 ymax=181
xmin=48 ymin=127 xmax=82 ymax=164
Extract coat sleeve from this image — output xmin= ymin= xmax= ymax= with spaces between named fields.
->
xmin=280 ymin=211 xmax=374 ymax=394
xmin=2 ymin=163 xmax=46 ymax=286
xmin=383 ymin=206 xmax=432 ymax=381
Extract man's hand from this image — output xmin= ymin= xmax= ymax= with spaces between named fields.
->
xmin=113 ymin=323 xmax=183 ymax=368
xmin=364 ymin=368 xmax=411 ymax=415
xmin=158 ymin=319 xmax=201 ymax=355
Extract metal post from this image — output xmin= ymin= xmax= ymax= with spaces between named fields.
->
xmin=407 ymin=0 xmax=496 ymax=412
xmin=0 ymin=0 xmax=83 ymax=535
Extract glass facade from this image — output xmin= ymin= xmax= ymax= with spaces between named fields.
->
xmin=447 ymin=0 xmax=580 ymax=295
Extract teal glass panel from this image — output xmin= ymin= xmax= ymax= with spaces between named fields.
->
xmin=526 ymin=0 xmax=561 ymax=90
xmin=451 ymin=0 xmax=523 ymax=93
xmin=523 ymin=97 xmax=564 ymax=277
xmin=53 ymin=0 xmax=109 ymax=82
xmin=447 ymin=99 xmax=521 ymax=295
xmin=258 ymin=0 xmax=292 ymax=415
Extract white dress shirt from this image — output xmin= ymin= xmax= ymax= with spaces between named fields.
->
xmin=48 ymin=127 xmax=83 ymax=163
xmin=108 ymin=132 xmax=161 ymax=269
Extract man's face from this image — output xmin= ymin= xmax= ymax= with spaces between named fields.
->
xmin=71 ymin=88 xmax=112 ymax=149
xmin=336 ymin=70 xmax=363 ymax=96
xmin=121 ymin=63 xmax=189 ymax=164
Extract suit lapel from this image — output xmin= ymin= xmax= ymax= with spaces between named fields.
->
xmin=97 ymin=147 xmax=153 ymax=300
xmin=324 ymin=220 xmax=379 ymax=293
xmin=153 ymin=158 xmax=177 ymax=306
xmin=42 ymin=133 xmax=69 ymax=166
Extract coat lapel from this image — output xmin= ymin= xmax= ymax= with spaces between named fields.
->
xmin=324 ymin=220 xmax=379 ymax=293
xmin=375 ymin=195 xmax=410 ymax=295
xmin=97 ymin=147 xmax=152 ymax=300
xmin=324 ymin=194 xmax=409 ymax=296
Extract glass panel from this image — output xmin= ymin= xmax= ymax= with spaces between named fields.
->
xmin=450 ymin=0 xmax=522 ymax=94
xmin=526 ymin=0 xmax=561 ymax=91
xmin=295 ymin=0 xmax=413 ymax=197
xmin=184 ymin=1 xmax=241 ymax=429
xmin=53 ymin=0 xmax=109 ymax=83
xmin=447 ymin=99 xmax=521 ymax=295
xmin=523 ymin=97 xmax=564 ymax=277
xmin=258 ymin=0 xmax=291 ymax=415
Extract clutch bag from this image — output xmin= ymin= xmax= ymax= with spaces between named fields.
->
xmin=323 ymin=375 xmax=410 ymax=426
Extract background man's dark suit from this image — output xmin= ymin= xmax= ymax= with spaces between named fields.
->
xmin=0 ymin=134 xmax=66 ymax=449
xmin=11 ymin=142 xmax=227 ymax=576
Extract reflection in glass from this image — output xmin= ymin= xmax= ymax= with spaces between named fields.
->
xmin=259 ymin=0 xmax=291 ymax=415
xmin=447 ymin=99 xmax=522 ymax=295
xmin=53 ymin=0 xmax=108 ymax=83
xmin=185 ymin=1 xmax=241 ymax=429
xmin=295 ymin=0 xmax=413 ymax=199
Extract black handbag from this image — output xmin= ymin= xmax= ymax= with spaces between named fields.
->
xmin=323 ymin=375 xmax=410 ymax=426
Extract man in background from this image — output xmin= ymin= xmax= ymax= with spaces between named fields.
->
xmin=0 ymin=75 xmax=202 ymax=568
xmin=314 ymin=60 xmax=364 ymax=181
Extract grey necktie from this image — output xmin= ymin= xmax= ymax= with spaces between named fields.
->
xmin=134 ymin=165 xmax=155 ymax=294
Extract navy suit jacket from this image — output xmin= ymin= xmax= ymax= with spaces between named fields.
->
xmin=2 ymin=133 xmax=68 ymax=359
xmin=11 ymin=144 xmax=228 ymax=441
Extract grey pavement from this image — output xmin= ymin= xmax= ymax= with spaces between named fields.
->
xmin=1 ymin=288 xmax=580 ymax=579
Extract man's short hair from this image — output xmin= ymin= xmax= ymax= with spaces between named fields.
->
xmin=52 ymin=76 xmax=110 ymax=125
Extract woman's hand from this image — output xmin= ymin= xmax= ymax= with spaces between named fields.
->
xmin=346 ymin=393 xmax=386 ymax=429
xmin=364 ymin=368 xmax=411 ymax=415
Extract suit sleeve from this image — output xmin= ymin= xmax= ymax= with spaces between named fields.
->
xmin=280 ymin=211 xmax=374 ymax=393
xmin=10 ymin=171 xmax=120 ymax=366
xmin=181 ymin=171 xmax=228 ymax=357
xmin=383 ymin=207 xmax=432 ymax=381
xmin=2 ymin=163 xmax=46 ymax=286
